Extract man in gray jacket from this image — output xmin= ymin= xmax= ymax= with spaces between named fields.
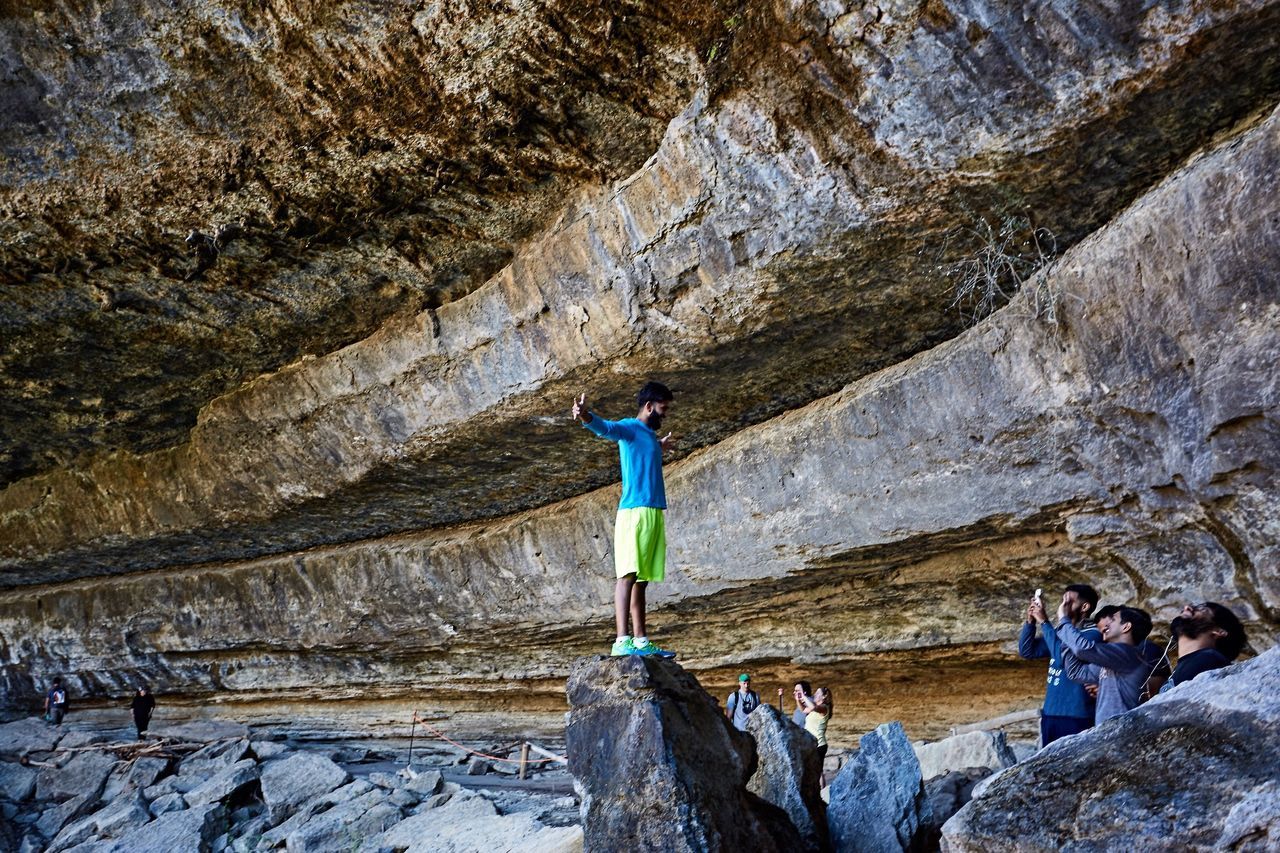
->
xmin=1055 ymin=595 xmax=1153 ymax=725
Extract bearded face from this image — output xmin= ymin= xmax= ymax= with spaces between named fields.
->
xmin=1171 ymin=607 xmax=1216 ymax=640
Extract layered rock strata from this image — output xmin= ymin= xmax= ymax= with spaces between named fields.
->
xmin=2 ymin=101 xmax=1277 ymax=738
xmin=5 ymin=0 xmax=1280 ymax=583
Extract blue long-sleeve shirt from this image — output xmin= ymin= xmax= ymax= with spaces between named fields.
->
xmin=1058 ymin=622 xmax=1148 ymax=724
xmin=1019 ymin=621 xmax=1098 ymax=720
xmin=582 ymin=415 xmax=666 ymax=509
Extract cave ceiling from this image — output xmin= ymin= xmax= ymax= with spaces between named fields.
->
xmin=2 ymin=0 xmax=1279 ymax=588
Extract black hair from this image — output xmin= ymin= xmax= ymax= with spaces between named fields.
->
xmin=637 ymin=381 xmax=673 ymax=407
xmin=795 ymin=681 xmax=812 ymax=695
xmin=52 ymin=677 xmax=62 ymax=685
xmin=1206 ymin=602 xmax=1247 ymax=661
xmin=1065 ymin=584 xmax=1099 ymax=615
xmin=1117 ymin=606 xmax=1152 ymax=643
xmin=1094 ymin=604 xmax=1121 ymax=621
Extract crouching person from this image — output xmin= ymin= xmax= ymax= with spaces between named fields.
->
xmin=1056 ymin=596 xmax=1153 ymax=724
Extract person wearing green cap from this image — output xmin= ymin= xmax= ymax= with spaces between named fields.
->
xmin=725 ymin=674 xmax=761 ymax=731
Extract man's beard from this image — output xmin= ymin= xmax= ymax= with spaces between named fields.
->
xmin=1171 ymin=614 xmax=1214 ymax=640
xmin=643 ymin=412 xmax=664 ymax=431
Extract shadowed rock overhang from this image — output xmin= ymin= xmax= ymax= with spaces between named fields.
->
xmin=3 ymin=0 xmax=1280 ymax=586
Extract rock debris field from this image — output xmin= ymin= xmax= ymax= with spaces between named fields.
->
xmin=0 ymin=719 xmax=580 ymax=853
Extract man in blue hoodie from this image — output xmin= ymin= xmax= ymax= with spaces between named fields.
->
xmin=1020 ymin=584 xmax=1099 ymax=745
xmin=573 ymin=382 xmax=677 ymax=658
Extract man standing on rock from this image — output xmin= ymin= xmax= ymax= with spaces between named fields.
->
xmin=1021 ymin=585 xmax=1099 ymax=745
xmin=44 ymin=677 xmax=68 ymax=726
xmin=573 ymin=382 xmax=677 ymax=658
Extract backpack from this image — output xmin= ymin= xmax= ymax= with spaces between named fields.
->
xmin=52 ymin=689 xmax=66 ymax=705
xmin=727 ymin=689 xmax=760 ymax=716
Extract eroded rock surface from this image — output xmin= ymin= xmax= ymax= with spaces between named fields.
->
xmin=827 ymin=722 xmax=930 ymax=853
xmin=566 ymin=655 xmax=804 ymax=852
xmin=941 ymin=647 xmax=1280 ymax=851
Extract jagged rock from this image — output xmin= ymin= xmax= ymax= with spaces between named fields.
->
xmin=185 ymin=758 xmax=259 ymax=807
xmin=1216 ymin=780 xmax=1280 ymax=850
xmin=101 ymin=756 xmax=169 ymax=801
xmin=464 ymin=759 xmax=490 ymax=776
xmin=366 ymin=772 xmax=400 ymax=789
xmin=56 ymin=732 xmax=112 ymax=750
xmin=921 ymin=769 xmax=994 ymax=847
xmin=99 ymin=801 xmax=225 ymax=853
xmin=179 ymin=739 xmax=251 ymax=777
xmin=36 ymin=794 xmax=100 ymax=839
xmin=280 ymin=791 xmax=401 ymax=853
xmin=388 ymin=789 xmax=419 ymax=808
xmin=566 ymin=655 xmax=804 ymax=852
xmin=48 ymin=791 xmax=150 ymax=851
xmin=148 ymin=792 xmax=186 ymax=817
xmin=251 ymin=742 xmax=288 ymax=761
xmin=941 ymin=647 xmax=1280 ymax=851
xmin=913 ymin=731 xmax=1017 ymax=782
xmin=229 ymin=813 xmax=269 ymax=852
xmin=259 ymin=780 xmax=377 ymax=845
xmin=18 ymin=834 xmax=44 ymax=853
xmin=360 ymin=792 xmax=497 ymax=849
xmin=153 ymin=722 xmax=250 ymax=742
xmin=0 ymin=762 xmax=37 ymax=801
xmin=260 ymin=752 xmax=350 ymax=824
xmin=0 ymin=718 xmax=62 ymax=759
xmin=827 ymin=723 xmax=930 ymax=853
xmin=745 ymin=704 xmax=829 ymax=853
xmin=401 ymin=771 xmax=442 ymax=798
xmin=362 ymin=805 xmax=583 ymax=853
xmin=36 ymin=752 xmax=117 ymax=803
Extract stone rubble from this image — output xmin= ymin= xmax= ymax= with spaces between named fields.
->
xmin=0 ymin=719 xmax=580 ymax=853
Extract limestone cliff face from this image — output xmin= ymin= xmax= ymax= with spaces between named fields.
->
xmin=1 ymin=0 xmax=1278 ymax=739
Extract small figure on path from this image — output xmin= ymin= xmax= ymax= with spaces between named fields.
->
xmin=725 ymin=674 xmax=761 ymax=731
xmin=131 ymin=686 xmax=156 ymax=740
xmin=573 ymin=382 xmax=677 ymax=658
xmin=44 ymin=677 xmax=68 ymax=726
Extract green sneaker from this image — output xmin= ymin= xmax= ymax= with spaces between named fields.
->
xmin=630 ymin=640 xmax=676 ymax=659
xmin=611 ymin=638 xmax=636 ymax=656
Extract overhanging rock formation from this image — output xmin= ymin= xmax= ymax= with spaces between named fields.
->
xmin=2 ymin=100 xmax=1275 ymax=736
xmin=4 ymin=0 xmax=1280 ymax=585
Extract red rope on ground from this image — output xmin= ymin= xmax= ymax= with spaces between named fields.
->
xmin=410 ymin=713 xmax=565 ymax=765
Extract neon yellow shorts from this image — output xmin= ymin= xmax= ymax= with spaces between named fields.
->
xmin=614 ymin=507 xmax=666 ymax=582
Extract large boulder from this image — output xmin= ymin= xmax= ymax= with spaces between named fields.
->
xmin=745 ymin=704 xmax=830 ymax=853
xmin=101 ymin=756 xmax=170 ymax=801
xmin=0 ymin=762 xmax=37 ymax=801
xmin=0 ymin=718 xmax=62 ymax=760
xmin=100 ymin=801 xmax=226 ymax=852
xmin=566 ymin=655 xmax=804 ymax=852
xmin=259 ymin=752 xmax=350 ymax=824
xmin=913 ymin=731 xmax=1017 ymax=782
xmin=941 ymin=647 xmax=1280 ymax=851
xmin=280 ymin=791 xmax=402 ymax=853
xmin=178 ymin=738 xmax=251 ymax=778
xmin=35 ymin=751 xmax=117 ymax=803
xmin=827 ymin=722 xmax=930 ymax=853
xmin=184 ymin=758 xmax=259 ymax=807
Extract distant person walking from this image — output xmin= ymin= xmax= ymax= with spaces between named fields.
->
xmin=725 ymin=674 xmax=761 ymax=731
xmin=131 ymin=687 xmax=156 ymax=740
xmin=573 ymin=382 xmax=677 ymax=658
xmin=44 ymin=678 xmax=68 ymax=726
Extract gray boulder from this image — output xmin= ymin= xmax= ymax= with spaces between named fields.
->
xmin=148 ymin=792 xmax=187 ymax=817
xmin=942 ymin=647 xmax=1280 ymax=851
xmin=185 ymin=759 xmax=259 ymax=807
xmin=36 ymin=751 xmax=117 ymax=802
xmin=0 ymin=718 xmax=63 ymax=759
xmin=91 ymin=792 xmax=152 ymax=839
xmin=36 ymin=793 xmax=100 ymax=839
xmin=401 ymin=770 xmax=442 ymax=798
xmin=913 ymin=731 xmax=1016 ymax=782
xmin=179 ymin=739 xmax=251 ymax=778
xmin=102 ymin=756 xmax=170 ymax=801
xmin=100 ymin=801 xmax=226 ymax=852
xmin=0 ymin=762 xmax=38 ymax=801
xmin=566 ymin=655 xmax=804 ymax=852
xmin=259 ymin=780 xmax=376 ymax=845
xmin=281 ymin=795 xmax=402 ymax=852
xmin=745 ymin=703 xmax=829 ymax=852
xmin=260 ymin=752 xmax=350 ymax=824
xmin=827 ymin=722 xmax=930 ymax=853
xmin=464 ymin=758 xmax=490 ymax=776
xmin=362 ymin=792 xmax=498 ymax=848
xmin=250 ymin=742 xmax=288 ymax=760
xmin=366 ymin=771 xmax=400 ymax=789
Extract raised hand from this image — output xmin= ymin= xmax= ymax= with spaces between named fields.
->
xmin=660 ymin=432 xmax=675 ymax=451
xmin=572 ymin=393 xmax=589 ymax=423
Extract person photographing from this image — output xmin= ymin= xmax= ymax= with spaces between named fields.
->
xmin=1041 ymin=591 xmax=1152 ymax=725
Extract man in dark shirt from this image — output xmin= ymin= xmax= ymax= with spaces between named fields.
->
xmin=1159 ymin=602 xmax=1247 ymax=694
xmin=44 ymin=678 xmax=68 ymax=726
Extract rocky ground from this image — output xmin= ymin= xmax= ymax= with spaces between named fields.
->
xmin=0 ymin=718 xmax=581 ymax=853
